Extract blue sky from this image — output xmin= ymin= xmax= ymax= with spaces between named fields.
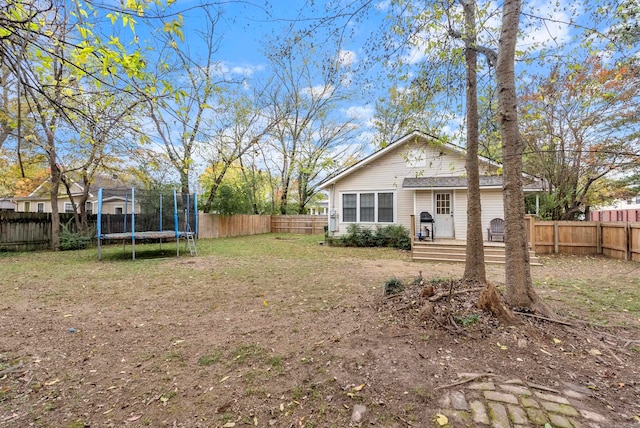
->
xmin=87 ymin=0 xmax=638 ymax=187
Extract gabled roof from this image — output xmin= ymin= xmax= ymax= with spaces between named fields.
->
xmin=319 ymin=130 xmax=501 ymax=189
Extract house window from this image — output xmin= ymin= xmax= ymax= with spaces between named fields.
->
xmin=436 ymin=193 xmax=451 ymax=215
xmin=37 ymin=203 xmax=44 ymax=213
xmin=115 ymin=206 xmax=124 ymax=215
xmin=342 ymin=192 xmax=395 ymax=223
xmin=64 ymin=202 xmax=74 ymax=213
xmin=636 ymin=196 xmax=640 ymax=204
xmin=85 ymin=202 xmax=93 ymax=215
xmin=342 ymin=194 xmax=357 ymax=222
xmin=378 ymin=193 xmax=394 ymax=222
xmin=360 ymin=193 xmax=375 ymax=222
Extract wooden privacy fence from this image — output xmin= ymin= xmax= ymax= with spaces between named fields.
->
xmin=270 ymin=215 xmax=327 ymax=234
xmin=1 ymin=213 xmax=328 ymax=250
xmin=197 ymin=214 xmax=271 ymax=238
xmin=0 ymin=212 xmax=86 ymax=251
xmin=197 ymin=214 xmax=328 ymax=238
xmin=527 ymin=217 xmax=640 ymax=261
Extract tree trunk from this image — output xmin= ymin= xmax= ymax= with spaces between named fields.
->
xmin=496 ymin=0 xmax=548 ymax=314
xmin=462 ymin=0 xmax=486 ymax=284
xmin=280 ymin=177 xmax=290 ymax=215
xmin=48 ymin=144 xmax=60 ymax=251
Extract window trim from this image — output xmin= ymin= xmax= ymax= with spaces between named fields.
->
xmin=340 ymin=191 xmax=396 ymax=224
xmin=64 ymin=202 xmax=74 ymax=213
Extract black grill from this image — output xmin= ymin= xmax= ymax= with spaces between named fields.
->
xmin=420 ymin=212 xmax=434 ymax=223
xmin=418 ymin=211 xmax=435 ymax=241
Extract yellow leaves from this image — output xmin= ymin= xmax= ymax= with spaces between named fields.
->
xmin=434 ymin=413 xmax=449 ymax=426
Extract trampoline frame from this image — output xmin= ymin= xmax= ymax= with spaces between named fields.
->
xmin=96 ymin=187 xmax=198 ymax=260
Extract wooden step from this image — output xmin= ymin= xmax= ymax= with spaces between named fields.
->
xmin=411 ymin=241 xmax=541 ymax=265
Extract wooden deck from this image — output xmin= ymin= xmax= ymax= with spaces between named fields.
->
xmin=411 ymin=239 xmax=541 ymax=265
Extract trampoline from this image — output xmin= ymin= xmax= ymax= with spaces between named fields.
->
xmin=96 ymin=187 xmax=198 ymax=260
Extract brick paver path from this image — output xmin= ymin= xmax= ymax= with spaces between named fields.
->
xmin=434 ymin=376 xmax=611 ymax=427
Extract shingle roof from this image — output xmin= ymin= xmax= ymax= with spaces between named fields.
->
xmin=403 ymin=175 xmax=544 ymax=191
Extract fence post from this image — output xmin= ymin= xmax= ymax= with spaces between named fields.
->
xmin=554 ymin=222 xmax=559 ymax=254
xmin=410 ymin=214 xmax=415 ymax=252
xmin=596 ymin=222 xmax=602 ymax=254
xmin=626 ymin=222 xmax=630 ymax=261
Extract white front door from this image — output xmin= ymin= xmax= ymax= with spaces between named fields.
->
xmin=434 ymin=192 xmax=454 ymax=238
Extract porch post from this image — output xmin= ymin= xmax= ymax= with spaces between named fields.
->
xmin=410 ymin=214 xmax=415 ymax=252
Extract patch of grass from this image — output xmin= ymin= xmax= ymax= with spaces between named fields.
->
xmin=198 ymin=351 xmax=222 ymax=366
xmin=268 ymin=355 xmax=285 ymax=371
xmin=232 ymin=344 xmax=266 ymax=364
xmin=164 ymin=351 xmax=184 ymax=363
xmin=454 ymin=314 xmax=480 ymax=327
xmin=535 ymin=277 xmax=640 ymax=323
xmin=383 ymin=277 xmax=404 ymax=295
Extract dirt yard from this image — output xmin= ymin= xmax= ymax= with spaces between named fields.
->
xmin=1 ymin=235 xmax=639 ymax=427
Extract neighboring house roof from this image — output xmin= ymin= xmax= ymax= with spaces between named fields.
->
xmin=403 ymin=175 xmax=543 ymax=191
xmin=0 ymin=198 xmax=16 ymax=210
xmin=12 ymin=176 xmax=135 ymax=202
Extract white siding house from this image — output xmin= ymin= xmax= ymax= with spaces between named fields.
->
xmin=320 ymin=131 xmax=542 ymax=241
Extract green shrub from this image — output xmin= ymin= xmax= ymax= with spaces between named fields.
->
xmin=383 ymin=277 xmax=404 ymax=295
xmin=334 ymin=224 xmax=410 ymax=250
xmin=59 ymin=220 xmax=94 ymax=251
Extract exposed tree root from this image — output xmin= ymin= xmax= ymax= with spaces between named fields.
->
xmin=514 ymin=311 xmax=575 ymax=327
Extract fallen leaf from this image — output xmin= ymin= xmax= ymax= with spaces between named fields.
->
xmin=633 ymin=415 xmax=640 ymax=422
xmin=353 ymin=384 xmax=365 ymax=392
xmin=127 ymin=415 xmax=142 ymax=422
xmin=63 ymin=314 xmax=73 ymax=317
xmin=219 ymin=375 xmax=230 ymax=383
xmin=553 ymin=338 xmax=562 ymax=344
xmin=539 ymin=348 xmax=553 ymax=356
xmin=588 ymin=349 xmax=602 ymax=356
xmin=279 ymin=403 xmax=284 ymax=412
xmin=434 ymin=413 xmax=448 ymax=426
xmin=263 ymin=300 xmax=268 ymax=306
xmin=222 ymin=423 xmax=236 ymax=428
xmin=253 ymin=416 xmax=258 ymax=426
xmin=44 ymin=379 xmax=60 ymax=386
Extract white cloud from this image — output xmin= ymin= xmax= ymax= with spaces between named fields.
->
xmin=518 ymin=0 xmax=574 ymax=51
xmin=337 ymin=49 xmax=357 ymax=67
xmin=375 ymin=1 xmax=391 ymax=11
xmin=344 ymin=105 xmax=375 ymax=123
xmin=211 ymin=62 xmax=265 ymax=78
xmin=302 ymin=84 xmax=336 ymax=99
